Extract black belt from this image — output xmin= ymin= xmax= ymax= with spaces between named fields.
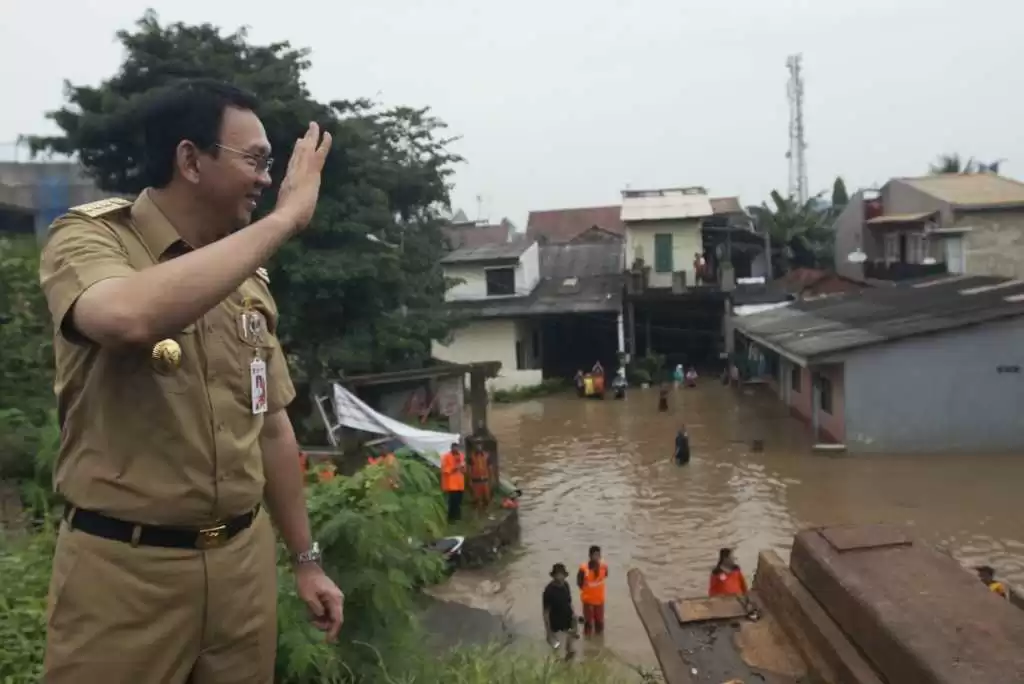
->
xmin=64 ymin=503 xmax=260 ymax=550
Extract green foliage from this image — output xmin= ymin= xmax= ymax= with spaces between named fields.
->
xmin=748 ymin=178 xmax=850 ymax=274
xmin=0 ymin=237 xmax=56 ymax=481
xmin=929 ymin=154 xmax=1004 ymax=175
xmin=626 ymin=353 xmax=665 ymax=386
xmin=26 ymin=11 xmax=461 ymax=440
xmin=0 ymin=523 xmax=56 ymax=684
xmin=276 ymin=459 xmax=448 ymax=682
xmin=492 ymin=378 xmax=569 ymax=404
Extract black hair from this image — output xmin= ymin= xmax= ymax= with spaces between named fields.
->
xmin=137 ymin=78 xmax=260 ymax=188
xmin=589 ymin=545 xmax=601 ymax=556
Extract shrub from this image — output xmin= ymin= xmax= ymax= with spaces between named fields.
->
xmin=0 ymin=522 xmax=56 ymax=684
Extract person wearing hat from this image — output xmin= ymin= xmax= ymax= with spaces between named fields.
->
xmin=542 ymin=563 xmax=578 ymax=660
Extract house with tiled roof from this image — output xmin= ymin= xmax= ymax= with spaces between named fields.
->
xmin=833 ymin=173 xmax=1024 ymax=282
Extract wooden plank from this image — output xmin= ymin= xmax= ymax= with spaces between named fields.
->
xmin=627 ymin=569 xmax=696 ymax=684
xmin=671 ymin=596 xmax=748 ymax=624
xmin=791 ymin=526 xmax=1024 ymax=684
xmin=754 ymin=550 xmax=884 ymax=684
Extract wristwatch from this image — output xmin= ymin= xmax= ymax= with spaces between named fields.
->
xmin=294 ymin=541 xmax=322 ymax=565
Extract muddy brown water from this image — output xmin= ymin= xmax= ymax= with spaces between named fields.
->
xmin=429 ymin=382 xmax=1024 ymax=668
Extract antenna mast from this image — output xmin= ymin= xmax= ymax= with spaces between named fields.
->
xmin=786 ymin=54 xmax=808 ymax=204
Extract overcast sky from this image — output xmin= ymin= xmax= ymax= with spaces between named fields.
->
xmin=3 ymin=0 xmax=1022 ymax=226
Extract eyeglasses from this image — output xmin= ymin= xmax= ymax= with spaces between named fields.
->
xmin=214 ymin=144 xmax=274 ymax=173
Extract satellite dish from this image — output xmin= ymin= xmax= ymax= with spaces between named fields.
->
xmin=847 ymin=249 xmax=868 ymax=264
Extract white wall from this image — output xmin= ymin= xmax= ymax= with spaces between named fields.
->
xmin=517 ymin=242 xmax=540 ymax=295
xmin=625 ymin=219 xmax=703 ymax=288
xmin=444 ymin=264 xmax=488 ymax=300
xmin=431 ymin=318 xmax=543 ymax=391
xmin=443 ymin=244 xmax=540 ymax=301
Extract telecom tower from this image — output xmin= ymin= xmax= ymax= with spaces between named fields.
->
xmin=785 ymin=53 xmax=808 ymax=205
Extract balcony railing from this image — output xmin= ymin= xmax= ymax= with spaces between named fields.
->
xmin=864 ymin=261 xmax=947 ymax=281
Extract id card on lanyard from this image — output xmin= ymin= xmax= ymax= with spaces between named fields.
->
xmin=251 ymin=354 xmax=268 ymax=415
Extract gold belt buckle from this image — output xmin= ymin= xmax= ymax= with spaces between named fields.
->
xmin=197 ymin=523 xmax=228 ymax=550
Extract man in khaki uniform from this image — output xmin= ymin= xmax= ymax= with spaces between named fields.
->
xmin=39 ymin=79 xmax=344 ymax=683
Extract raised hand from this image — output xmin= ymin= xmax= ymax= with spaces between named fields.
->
xmin=275 ymin=122 xmax=333 ymax=231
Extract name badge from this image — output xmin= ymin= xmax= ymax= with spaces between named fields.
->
xmin=251 ymin=355 xmax=268 ymax=415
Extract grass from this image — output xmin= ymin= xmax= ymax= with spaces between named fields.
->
xmin=492 ymin=379 xmax=569 ymax=404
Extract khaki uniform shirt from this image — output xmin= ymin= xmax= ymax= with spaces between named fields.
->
xmin=39 ymin=190 xmax=296 ymax=526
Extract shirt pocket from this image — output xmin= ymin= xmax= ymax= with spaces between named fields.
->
xmin=221 ymin=310 xmax=277 ymax=404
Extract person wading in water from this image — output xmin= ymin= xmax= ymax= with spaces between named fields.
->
xmin=674 ymin=426 xmax=691 ymax=465
xmin=577 ymin=545 xmax=609 ymax=636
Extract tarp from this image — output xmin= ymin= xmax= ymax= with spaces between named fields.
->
xmin=332 ymin=383 xmax=457 ymax=468
xmin=331 ymin=383 xmax=521 ymax=497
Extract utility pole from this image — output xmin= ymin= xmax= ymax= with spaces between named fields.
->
xmin=786 ymin=54 xmax=808 ymax=205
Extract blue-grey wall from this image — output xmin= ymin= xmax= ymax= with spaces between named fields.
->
xmin=843 ymin=317 xmax=1024 ymax=453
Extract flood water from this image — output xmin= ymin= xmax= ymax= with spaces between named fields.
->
xmin=430 ymin=382 xmax=1024 ymax=668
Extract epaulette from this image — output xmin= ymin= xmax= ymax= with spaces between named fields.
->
xmin=69 ymin=197 xmax=133 ymax=219
xmin=256 ymin=267 xmax=270 ymax=284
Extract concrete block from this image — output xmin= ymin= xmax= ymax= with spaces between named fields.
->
xmin=790 ymin=525 xmax=1024 ymax=684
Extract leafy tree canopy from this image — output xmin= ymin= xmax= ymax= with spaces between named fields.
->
xmin=27 ymin=11 xmax=462 ymax=434
xmin=929 ymin=153 xmax=1004 ymax=175
xmin=747 ymin=176 xmax=848 ymax=273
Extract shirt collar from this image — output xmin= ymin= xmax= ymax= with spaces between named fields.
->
xmin=130 ymin=188 xmax=190 ymax=259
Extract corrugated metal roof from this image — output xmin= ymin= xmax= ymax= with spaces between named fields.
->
xmin=710 ymin=197 xmax=744 ymax=215
xmin=865 ymin=211 xmax=936 ymax=225
xmin=443 ymin=221 xmax=511 ymax=250
xmin=448 ymin=274 xmax=622 ymax=318
xmin=441 ymin=239 xmax=532 ymax=264
xmin=897 ymin=174 xmax=1024 ymax=209
xmin=539 ymin=243 xmax=622 ymax=279
xmin=734 ymin=274 xmax=1024 ymax=362
xmin=620 ymin=187 xmax=714 ymax=222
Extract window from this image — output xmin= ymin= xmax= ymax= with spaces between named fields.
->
xmin=907 ymin=233 xmax=924 ymax=264
xmin=791 ymin=365 xmax=802 ymax=392
xmin=818 ymin=375 xmax=833 ymax=414
xmin=654 ymin=233 xmax=673 ymax=273
xmin=485 ymin=267 xmax=515 ymax=296
xmin=883 ymin=233 xmax=899 ymax=263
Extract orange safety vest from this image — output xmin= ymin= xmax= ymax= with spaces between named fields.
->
xmin=440 ymin=451 xmax=465 ymax=492
xmin=709 ymin=568 xmax=748 ymax=597
xmin=470 ymin=451 xmax=489 ymax=482
xmin=579 ymin=562 xmax=608 ymax=606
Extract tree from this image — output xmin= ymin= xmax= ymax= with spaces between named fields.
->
xmin=27 ymin=11 xmax=461 ymax=436
xmin=929 ymin=154 xmax=1004 ymax=175
xmin=749 ymin=190 xmax=833 ymax=273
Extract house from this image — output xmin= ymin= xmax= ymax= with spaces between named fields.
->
xmin=0 ymin=161 xmax=112 ymax=240
xmin=732 ymin=274 xmax=1024 ymax=453
xmin=526 ymin=205 xmax=624 ymax=245
xmin=619 ymin=187 xmax=761 ymax=368
xmin=442 ymin=218 xmax=515 ymax=251
xmin=432 ymin=240 xmax=544 ymax=390
xmin=833 ymin=173 xmax=1024 ymax=283
xmin=431 ymin=240 xmax=624 ymax=389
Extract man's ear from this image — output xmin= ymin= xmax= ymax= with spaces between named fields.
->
xmin=175 ymin=141 xmax=203 ymax=184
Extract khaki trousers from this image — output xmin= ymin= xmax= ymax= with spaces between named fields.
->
xmin=43 ymin=510 xmax=277 ymax=684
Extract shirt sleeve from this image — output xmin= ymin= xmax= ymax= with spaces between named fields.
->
xmin=542 ymin=585 xmax=552 ymax=611
xmin=39 ymin=216 xmax=136 ymax=341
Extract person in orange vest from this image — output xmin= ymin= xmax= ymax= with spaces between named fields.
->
xmin=709 ymin=548 xmax=748 ymax=597
xmin=440 ymin=442 xmax=466 ymax=522
xmin=577 ymin=545 xmax=608 ymax=636
xmin=468 ymin=443 xmax=492 ymax=512
xmin=367 ymin=452 xmax=399 ymax=488
xmin=977 ymin=565 xmax=1009 ymax=599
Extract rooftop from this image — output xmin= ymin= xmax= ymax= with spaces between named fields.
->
xmin=896 ymin=174 xmax=1024 ymax=210
xmin=734 ymin=274 xmax=1024 ymax=364
xmin=450 ymin=242 xmax=624 ymax=318
xmin=442 ymin=220 xmax=512 ymax=250
xmin=526 ymin=205 xmax=624 ymax=244
xmin=440 ymin=239 xmax=532 ymax=265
